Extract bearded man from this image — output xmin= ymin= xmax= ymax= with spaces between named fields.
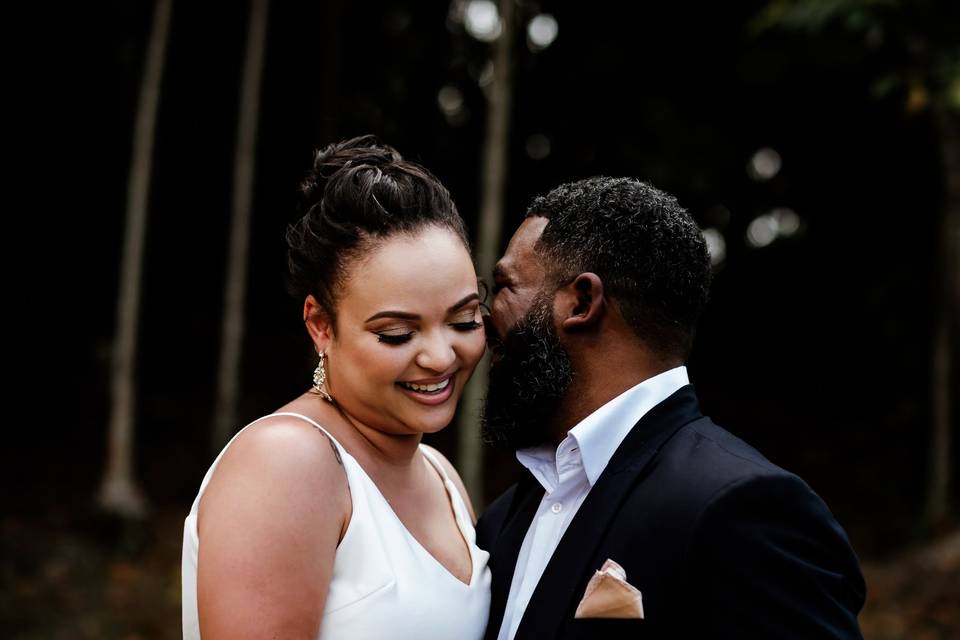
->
xmin=477 ymin=177 xmax=865 ymax=639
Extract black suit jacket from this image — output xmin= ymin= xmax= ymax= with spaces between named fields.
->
xmin=476 ymin=385 xmax=865 ymax=639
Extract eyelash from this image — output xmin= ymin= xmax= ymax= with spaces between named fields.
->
xmin=375 ymin=321 xmax=483 ymax=345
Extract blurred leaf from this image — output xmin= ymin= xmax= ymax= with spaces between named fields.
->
xmin=108 ymin=560 xmax=141 ymax=586
xmin=753 ymin=0 xmax=960 ymax=114
xmin=906 ymin=80 xmax=930 ymax=113
xmin=865 ymin=24 xmax=885 ymax=47
xmin=750 ymin=0 xmax=898 ymax=36
xmin=942 ymin=55 xmax=960 ymax=113
xmin=872 ymin=73 xmax=903 ymax=97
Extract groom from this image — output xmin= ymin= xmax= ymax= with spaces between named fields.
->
xmin=477 ymin=177 xmax=865 ymax=639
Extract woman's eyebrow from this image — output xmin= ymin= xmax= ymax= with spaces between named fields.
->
xmin=447 ymin=293 xmax=480 ymax=313
xmin=364 ymin=293 xmax=480 ymax=323
xmin=365 ymin=310 xmax=419 ymax=322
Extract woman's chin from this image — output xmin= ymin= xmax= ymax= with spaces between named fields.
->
xmin=415 ymin=408 xmax=459 ymax=433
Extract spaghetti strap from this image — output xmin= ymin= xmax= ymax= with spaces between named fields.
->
xmin=420 ymin=446 xmax=452 ymax=484
xmin=258 ymin=411 xmax=347 ymax=459
xmin=420 ymin=446 xmax=474 ymax=523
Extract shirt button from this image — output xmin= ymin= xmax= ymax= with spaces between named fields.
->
xmin=551 ymin=502 xmax=563 ymax=514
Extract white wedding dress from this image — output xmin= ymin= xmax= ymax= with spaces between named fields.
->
xmin=182 ymin=412 xmax=491 ymax=639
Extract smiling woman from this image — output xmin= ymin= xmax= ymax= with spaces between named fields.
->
xmin=181 ymin=135 xmax=491 ymax=640
xmin=306 ymin=225 xmax=486 ymax=435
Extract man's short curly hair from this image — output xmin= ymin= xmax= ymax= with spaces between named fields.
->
xmin=527 ymin=176 xmax=712 ymax=360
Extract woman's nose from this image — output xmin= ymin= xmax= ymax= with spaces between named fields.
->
xmin=415 ymin=333 xmax=457 ymax=372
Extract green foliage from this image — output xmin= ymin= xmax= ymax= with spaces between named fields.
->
xmin=752 ymin=0 xmax=960 ymax=115
xmin=750 ymin=0 xmax=898 ymax=39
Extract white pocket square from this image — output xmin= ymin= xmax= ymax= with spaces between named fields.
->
xmin=574 ymin=559 xmax=645 ymax=620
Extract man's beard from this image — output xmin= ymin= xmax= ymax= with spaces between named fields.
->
xmin=481 ymin=292 xmax=575 ymax=451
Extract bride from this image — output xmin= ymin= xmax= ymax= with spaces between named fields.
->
xmin=182 ymin=135 xmax=491 ymax=639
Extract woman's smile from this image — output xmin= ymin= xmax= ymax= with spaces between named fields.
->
xmin=397 ymin=373 xmax=456 ymax=405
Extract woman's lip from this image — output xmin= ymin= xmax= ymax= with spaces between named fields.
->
xmin=399 ymin=372 xmax=456 ymax=385
xmin=396 ymin=377 xmax=456 ymax=406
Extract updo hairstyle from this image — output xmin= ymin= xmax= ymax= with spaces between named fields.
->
xmin=286 ymin=135 xmax=469 ymax=325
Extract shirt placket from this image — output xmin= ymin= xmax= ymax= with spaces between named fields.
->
xmin=507 ymin=449 xmax=582 ymax=639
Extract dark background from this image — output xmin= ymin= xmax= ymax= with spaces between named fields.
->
xmin=5 ymin=1 xmax=958 ymax=638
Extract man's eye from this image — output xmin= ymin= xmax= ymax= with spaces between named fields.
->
xmin=376 ymin=332 xmax=413 ymax=345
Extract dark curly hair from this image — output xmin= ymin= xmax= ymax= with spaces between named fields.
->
xmin=527 ymin=176 xmax=711 ymax=360
xmin=286 ymin=135 xmax=469 ymax=326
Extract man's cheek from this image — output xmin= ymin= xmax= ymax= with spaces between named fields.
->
xmin=490 ymin=298 xmax=512 ymax=338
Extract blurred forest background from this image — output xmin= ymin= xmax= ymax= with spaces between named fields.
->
xmin=4 ymin=0 xmax=959 ymax=638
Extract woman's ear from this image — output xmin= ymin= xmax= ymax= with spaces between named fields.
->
xmin=558 ymin=273 xmax=605 ymax=332
xmin=303 ymin=295 xmax=334 ymax=352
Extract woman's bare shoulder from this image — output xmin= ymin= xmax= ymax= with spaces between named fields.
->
xmin=196 ymin=414 xmax=350 ymax=637
xmin=199 ymin=414 xmax=350 ymax=533
xmin=222 ymin=414 xmax=345 ymax=479
xmin=238 ymin=414 xmax=345 ymax=467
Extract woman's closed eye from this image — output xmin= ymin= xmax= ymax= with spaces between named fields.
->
xmin=450 ymin=320 xmax=483 ymax=332
xmin=375 ymin=320 xmax=481 ymax=346
xmin=376 ymin=331 xmax=414 ymax=345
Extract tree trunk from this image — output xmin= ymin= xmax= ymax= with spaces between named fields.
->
xmin=457 ymin=0 xmax=516 ymax=508
xmin=317 ymin=0 xmax=343 ymax=145
xmin=212 ymin=0 xmax=269 ymax=452
xmin=927 ymin=111 xmax=959 ymax=527
xmin=99 ymin=0 xmax=173 ymax=518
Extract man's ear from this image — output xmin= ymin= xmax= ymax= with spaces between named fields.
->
xmin=558 ymin=273 xmax=605 ymax=332
xmin=303 ymin=295 xmax=334 ymax=352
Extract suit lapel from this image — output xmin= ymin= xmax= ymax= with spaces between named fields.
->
xmin=514 ymin=385 xmax=702 ymax=639
xmin=484 ymin=471 xmax=545 ymax=640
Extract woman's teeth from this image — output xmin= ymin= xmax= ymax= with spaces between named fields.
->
xmin=401 ymin=378 xmax=451 ymax=393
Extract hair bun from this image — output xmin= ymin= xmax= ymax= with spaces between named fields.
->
xmin=287 ymin=135 xmax=467 ymax=320
xmin=300 ymin=134 xmax=402 ymax=204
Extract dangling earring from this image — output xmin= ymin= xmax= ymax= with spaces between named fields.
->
xmin=312 ymin=352 xmax=334 ymax=402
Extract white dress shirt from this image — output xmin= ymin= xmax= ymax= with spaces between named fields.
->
xmin=495 ymin=366 xmax=690 ymax=640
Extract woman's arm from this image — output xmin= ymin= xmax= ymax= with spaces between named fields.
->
xmin=197 ymin=418 xmax=351 ymax=640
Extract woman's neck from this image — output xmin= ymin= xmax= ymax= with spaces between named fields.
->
xmin=302 ymin=390 xmax=424 ymax=470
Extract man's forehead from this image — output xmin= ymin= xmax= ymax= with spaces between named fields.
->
xmin=501 ymin=216 xmax=548 ymax=271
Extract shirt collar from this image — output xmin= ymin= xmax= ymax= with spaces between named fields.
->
xmin=517 ymin=366 xmax=690 ymax=489
xmin=515 ymin=442 xmax=560 ymax=493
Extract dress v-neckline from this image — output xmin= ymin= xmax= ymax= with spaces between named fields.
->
xmin=348 ymin=447 xmax=477 ymax=588
xmin=262 ymin=413 xmax=477 ymax=588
